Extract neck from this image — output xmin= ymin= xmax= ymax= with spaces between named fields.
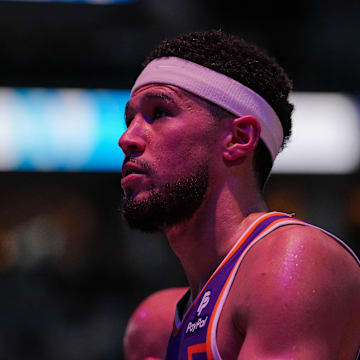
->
xmin=164 ymin=180 xmax=267 ymax=298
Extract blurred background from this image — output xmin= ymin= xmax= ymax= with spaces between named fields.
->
xmin=0 ymin=0 xmax=360 ymax=359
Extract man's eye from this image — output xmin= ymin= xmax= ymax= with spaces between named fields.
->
xmin=152 ymin=108 xmax=168 ymax=120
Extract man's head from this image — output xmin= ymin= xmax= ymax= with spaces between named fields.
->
xmin=119 ymin=30 xmax=293 ymax=232
xmin=119 ymin=84 xmax=219 ymax=232
xmin=143 ymin=30 xmax=293 ymax=189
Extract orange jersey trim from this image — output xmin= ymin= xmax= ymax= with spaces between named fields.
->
xmin=187 ymin=343 xmax=207 ymax=360
xmin=206 ymin=216 xmax=306 ymax=357
xmin=173 ymin=212 xmax=293 ymax=336
xmin=174 ymin=212 xmax=290 ymax=336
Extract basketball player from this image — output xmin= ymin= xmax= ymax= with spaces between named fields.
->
xmin=119 ymin=30 xmax=360 ymax=359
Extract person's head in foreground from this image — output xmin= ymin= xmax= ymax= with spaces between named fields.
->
xmin=119 ymin=30 xmax=360 ymax=360
xmin=119 ymin=29 xmax=293 ymax=233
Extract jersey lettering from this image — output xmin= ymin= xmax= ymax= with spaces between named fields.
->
xmin=186 ymin=316 xmax=208 ymax=334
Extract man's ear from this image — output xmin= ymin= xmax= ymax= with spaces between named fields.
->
xmin=223 ymin=115 xmax=261 ymax=162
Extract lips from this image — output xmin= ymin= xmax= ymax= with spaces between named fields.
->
xmin=121 ymin=163 xmax=148 ymax=191
xmin=121 ymin=163 xmax=147 ymax=179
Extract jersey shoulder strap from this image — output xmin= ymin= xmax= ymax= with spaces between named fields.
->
xmin=166 ymin=212 xmax=295 ymax=360
xmin=208 ymin=214 xmax=360 ymax=359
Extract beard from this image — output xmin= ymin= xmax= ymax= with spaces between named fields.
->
xmin=121 ymin=163 xmax=209 ymax=233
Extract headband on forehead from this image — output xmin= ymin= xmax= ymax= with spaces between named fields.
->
xmin=131 ymin=57 xmax=284 ymax=162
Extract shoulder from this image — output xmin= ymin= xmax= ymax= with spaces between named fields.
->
xmin=234 ymin=223 xmax=360 ymax=311
xmin=239 ymin=223 xmax=360 ymax=284
xmin=228 ymin=223 xmax=360 ymax=357
xmin=124 ymin=287 xmax=188 ymax=360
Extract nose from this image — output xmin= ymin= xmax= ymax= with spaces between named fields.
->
xmin=118 ymin=117 xmax=146 ymax=156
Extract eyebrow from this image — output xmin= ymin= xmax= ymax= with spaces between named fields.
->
xmin=141 ymin=91 xmax=178 ymax=106
xmin=124 ymin=90 xmax=178 ymax=125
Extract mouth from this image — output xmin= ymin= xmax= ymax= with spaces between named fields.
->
xmin=121 ymin=171 xmax=148 ymax=197
xmin=121 ymin=161 xmax=148 ymax=178
xmin=121 ymin=160 xmax=150 ymax=192
xmin=121 ymin=169 xmax=146 ymax=183
xmin=121 ymin=166 xmax=148 ymax=190
xmin=123 ymin=169 xmax=145 ymax=178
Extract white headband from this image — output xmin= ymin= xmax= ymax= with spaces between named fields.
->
xmin=131 ymin=57 xmax=284 ymax=162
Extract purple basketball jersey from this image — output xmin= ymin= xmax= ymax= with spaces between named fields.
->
xmin=165 ymin=212 xmax=360 ymax=360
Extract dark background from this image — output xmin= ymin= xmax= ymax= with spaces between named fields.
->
xmin=1 ymin=0 xmax=360 ymax=91
xmin=0 ymin=1 xmax=360 ymax=359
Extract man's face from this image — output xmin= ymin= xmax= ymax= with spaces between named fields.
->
xmin=118 ymin=84 xmax=221 ymax=232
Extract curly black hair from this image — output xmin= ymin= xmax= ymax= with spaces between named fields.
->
xmin=144 ymin=30 xmax=294 ymax=190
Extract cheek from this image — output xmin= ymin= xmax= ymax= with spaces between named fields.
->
xmin=148 ymin=115 xmax=220 ymax=176
xmin=152 ymin=137 xmax=213 ymax=180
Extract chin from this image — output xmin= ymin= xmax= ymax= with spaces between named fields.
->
xmin=122 ymin=163 xmax=209 ymax=233
xmin=124 ymin=187 xmax=153 ymax=201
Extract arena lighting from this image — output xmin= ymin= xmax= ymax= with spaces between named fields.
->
xmin=0 ymin=88 xmax=128 ymax=172
xmin=0 ymin=88 xmax=359 ymax=173
xmin=273 ymin=93 xmax=360 ymax=174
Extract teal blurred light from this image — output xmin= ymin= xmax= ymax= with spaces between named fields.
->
xmin=0 ymin=88 xmax=129 ymax=172
xmin=1 ymin=88 xmax=359 ymax=174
